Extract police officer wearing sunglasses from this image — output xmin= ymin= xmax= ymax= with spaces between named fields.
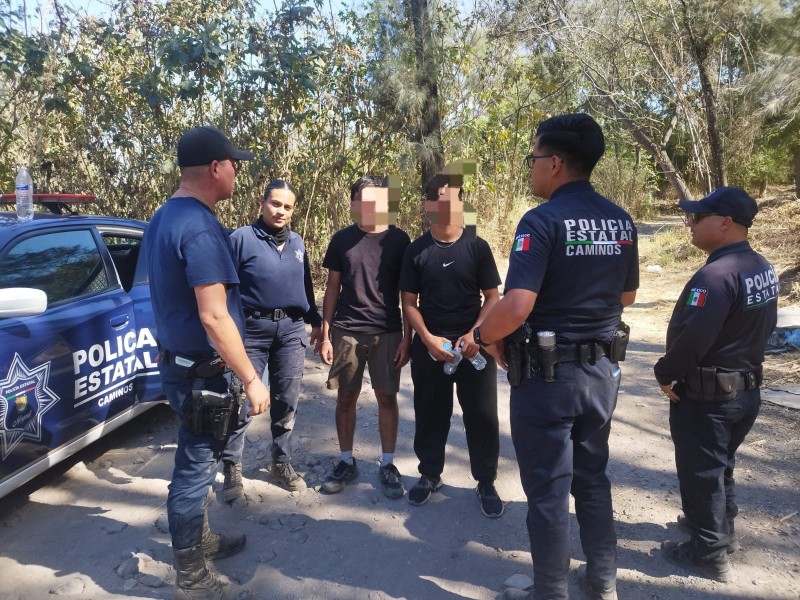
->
xmin=655 ymin=187 xmax=778 ymax=582
xmin=474 ymin=114 xmax=638 ymax=600
xmin=145 ymin=125 xmax=269 ymax=600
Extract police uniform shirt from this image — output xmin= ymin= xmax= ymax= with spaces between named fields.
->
xmin=505 ymin=180 xmax=639 ymax=342
xmin=654 ymin=241 xmax=778 ymax=385
xmin=145 ymin=196 xmax=244 ymax=355
xmin=399 ymin=231 xmax=501 ymax=340
xmin=323 ymin=224 xmax=411 ymax=334
xmin=229 ymin=219 xmax=322 ymax=327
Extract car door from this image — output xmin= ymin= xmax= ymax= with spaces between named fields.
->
xmin=97 ymin=225 xmax=161 ymax=405
xmin=0 ymin=226 xmax=137 ymax=481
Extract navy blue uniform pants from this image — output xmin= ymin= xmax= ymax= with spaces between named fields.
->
xmin=159 ymin=362 xmax=228 ymax=549
xmin=669 ymin=385 xmax=760 ymax=559
xmin=223 ymin=315 xmax=307 ymax=465
xmin=510 ymin=358 xmax=620 ymax=599
xmin=409 ymin=334 xmax=499 ymax=483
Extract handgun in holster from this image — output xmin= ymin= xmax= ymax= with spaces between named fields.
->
xmin=504 ymin=322 xmax=533 ymax=388
xmin=185 ymin=389 xmax=241 ymax=440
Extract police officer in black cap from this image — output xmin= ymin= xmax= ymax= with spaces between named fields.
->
xmin=655 ymin=186 xmax=778 ymax=582
xmin=145 ymin=125 xmax=269 ymax=599
xmin=474 ymin=113 xmax=638 ymax=600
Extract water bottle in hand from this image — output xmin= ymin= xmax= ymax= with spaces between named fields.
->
xmin=443 ymin=342 xmax=462 ymax=375
xmin=466 ymin=345 xmax=487 ymax=371
xmin=15 ymin=166 xmax=33 ymax=221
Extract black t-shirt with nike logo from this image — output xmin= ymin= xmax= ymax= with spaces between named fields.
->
xmin=400 ymin=231 xmax=501 ymax=339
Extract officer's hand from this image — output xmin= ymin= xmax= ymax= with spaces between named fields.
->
xmin=456 ymin=333 xmax=479 ymax=358
xmin=246 ymin=379 xmax=270 ymax=415
xmin=309 ymin=326 xmax=323 ymax=350
xmin=485 ymin=342 xmax=507 ymax=371
xmin=426 ymin=336 xmax=455 ymax=362
xmin=319 ymin=340 xmax=334 ymax=365
xmin=660 ymin=383 xmax=679 ymax=403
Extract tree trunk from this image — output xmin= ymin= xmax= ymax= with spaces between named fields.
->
xmin=793 ymin=145 xmax=800 ymax=198
xmin=680 ymin=0 xmax=727 ymax=189
xmin=409 ymin=0 xmax=444 ymax=193
xmin=599 ymin=95 xmax=692 ymax=201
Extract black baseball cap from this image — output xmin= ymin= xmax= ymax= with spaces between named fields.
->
xmin=679 ymin=186 xmax=758 ymax=228
xmin=177 ymin=126 xmax=254 ymax=167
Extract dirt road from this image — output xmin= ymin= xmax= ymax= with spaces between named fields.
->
xmin=1 ymin=244 xmax=799 ymax=600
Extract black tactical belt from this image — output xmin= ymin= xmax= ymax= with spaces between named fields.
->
xmin=245 ymin=307 xmax=301 ymax=321
xmin=557 ymin=342 xmax=609 ymax=363
xmin=682 ymin=366 xmax=762 ymax=401
xmin=160 ymin=349 xmax=216 ymax=365
xmin=159 ymin=348 xmax=226 ymax=379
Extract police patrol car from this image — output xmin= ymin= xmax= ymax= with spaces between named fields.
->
xmin=0 ymin=195 xmax=162 ymax=499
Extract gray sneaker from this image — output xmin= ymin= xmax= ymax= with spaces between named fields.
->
xmin=269 ymin=461 xmax=307 ymax=491
xmin=321 ymin=459 xmax=359 ymax=494
xmin=378 ymin=463 xmax=405 ymax=499
xmin=222 ymin=462 xmax=243 ymax=503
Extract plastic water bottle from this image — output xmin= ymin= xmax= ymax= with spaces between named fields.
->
xmin=15 ymin=166 xmax=33 ymax=221
xmin=442 ymin=342 xmax=463 ymax=375
xmin=467 ymin=346 xmax=487 ymax=371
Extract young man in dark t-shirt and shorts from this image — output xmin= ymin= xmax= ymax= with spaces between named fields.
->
xmin=318 ymin=176 xmax=412 ymax=498
xmin=399 ymin=171 xmax=504 ymax=518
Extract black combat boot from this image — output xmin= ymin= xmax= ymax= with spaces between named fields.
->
xmin=202 ymin=509 xmax=246 ymax=561
xmin=173 ymin=545 xmax=249 ymax=600
xmin=222 ymin=462 xmax=243 ymax=502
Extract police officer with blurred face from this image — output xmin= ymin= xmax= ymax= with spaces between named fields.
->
xmin=655 ymin=187 xmax=778 ymax=583
xmin=145 ymin=125 xmax=269 ymax=600
xmin=474 ymin=114 xmax=638 ymax=600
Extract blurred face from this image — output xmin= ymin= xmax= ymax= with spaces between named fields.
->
xmin=351 ymin=187 xmax=390 ymax=232
xmin=424 ymin=185 xmax=463 ymax=228
xmin=261 ymin=188 xmax=295 ymax=228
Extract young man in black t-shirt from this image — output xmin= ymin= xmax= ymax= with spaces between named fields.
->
xmin=399 ymin=173 xmax=504 ymax=518
xmin=318 ymin=177 xmax=412 ymax=499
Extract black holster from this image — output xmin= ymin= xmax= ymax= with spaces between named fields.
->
xmin=504 ymin=322 xmax=533 ymax=388
xmin=185 ymin=389 xmax=242 ymax=440
xmin=609 ymin=321 xmax=630 ymax=362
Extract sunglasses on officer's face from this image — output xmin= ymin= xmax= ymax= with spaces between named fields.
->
xmin=683 ymin=213 xmax=720 ymax=225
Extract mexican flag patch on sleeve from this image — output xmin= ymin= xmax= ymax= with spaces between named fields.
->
xmin=686 ymin=287 xmax=708 ymax=307
xmin=513 ymin=233 xmax=530 ymax=252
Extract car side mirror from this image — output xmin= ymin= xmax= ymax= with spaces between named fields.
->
xmin=0 ymin=287 xmax=48 ymax=318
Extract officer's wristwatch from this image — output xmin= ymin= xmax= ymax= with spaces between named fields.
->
xmin=473 ymin=327 xmax=488 ymax=347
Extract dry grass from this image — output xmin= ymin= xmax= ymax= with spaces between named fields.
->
xmin=748 ymin=185 xmax=800 ymax=304
xmin=763 ymin=353 xmax=800 ymax=387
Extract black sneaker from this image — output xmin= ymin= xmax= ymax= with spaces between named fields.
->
xmin=269 ymin=461 xmax=307 ymax=491
xmin=321 ymin=459 xmax=358 ymax=494
xmin=222 ymin=462 xmax=243 ymax=503
xmin=676 ymin=514 xmax=739 ymax=554
xmin=476 ymin=481 xmax=504 ymax=518
xmin=576 ymin=564 xmax=617 ymax=600
xmin=661 ymin=539 xmax=732 ymax=582
xmin=378 ymin=463 xmax=405 ymax=499
xmin=408 ymin=475 xmax=443 ymax=506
